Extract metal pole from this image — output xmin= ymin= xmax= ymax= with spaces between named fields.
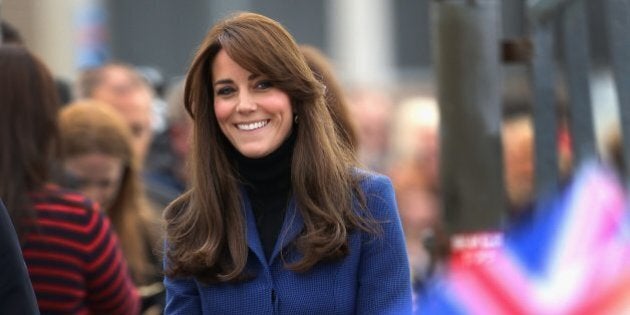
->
xmin=561 ymin=0 xmax=597 ymax=163
xmin=433 ymin=0 xmax=505 ymax=233
xmin=527 ymin=0 xmax=572 ymax=21
xmin=605 ymin=0 xmax=630 ymax=183
xmin=529 ymin=20 xmax=560 ymax=197
xmin=0 ymin=0 xmax=4 ymax=44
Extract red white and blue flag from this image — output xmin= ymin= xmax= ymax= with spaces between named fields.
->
xmin=418 ymin=162 xmax=630 ymax=314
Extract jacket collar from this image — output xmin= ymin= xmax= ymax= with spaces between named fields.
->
xmin=242 ymin=191 xmax=304 ymax=265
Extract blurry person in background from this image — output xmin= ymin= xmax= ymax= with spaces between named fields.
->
xmin=144 ymin=79 xmax=193 ymax=209
xmin=387 ymin=96 xmax=442 ymax=301
xmin=136 ymin=65 xmax=170 ymax=138
xmin=348 ymin=87 xmax=394 ymax=172
xmin=501 ymin=82 xmax=538 ymax=212
xmin=77 ymin=63 xmax=155 ymax=164
xmin=136 ymin=65 xmax=167 ymax=99
xmin=57 ymin=100 xmax=164 ymax=314
xmin=502 ymin=114 xmax=536 ymax=209
xmin=76 ymin=62 xmax=174 ymax=212
xmin=501 ymin=101 xmax=572 ymax=216
xmin=300 ymin=45 xmax=359 ymax=152
xmin=393 ymin=179 xmax=440 ymax=304
xmin=388 ymin=96 xmax=440 ymax=189
xmin=501 ymin=84 xmax=573 ymax=213
xmin=0 ymin=44 xmax=140 ymax=314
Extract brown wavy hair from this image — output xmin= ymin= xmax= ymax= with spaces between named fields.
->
xmin=0 ymin=45 xmax=60 ymax=240
xmin=300 ymin=45 xmax=359 ymax=153
xmin=164 ymin=12 xmax=378 ymax=283
xmin=58 ymin=101 xmax=159 ymax=284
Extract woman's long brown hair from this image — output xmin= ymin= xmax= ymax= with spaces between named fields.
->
xmin=164 ymin=12 xmax=378 ymax=283
xmin=0 ymin=45 xmax=60 ymax=240
xmin=300 ymin=45 xmax=359 ymax=153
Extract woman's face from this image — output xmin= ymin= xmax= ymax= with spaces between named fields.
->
xmin=62 ymin=152 xmax=124 ymax=211
xmin=212 ymin=49 xmax=293 ymax=158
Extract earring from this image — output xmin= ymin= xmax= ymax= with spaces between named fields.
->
xmin=294 ymin=114 xmax=299 ymax=124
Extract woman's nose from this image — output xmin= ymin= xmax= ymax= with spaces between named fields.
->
xmin=236 ymin=91 xmax=257 ymax=113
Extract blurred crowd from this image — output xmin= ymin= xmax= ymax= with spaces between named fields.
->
xmin=2 ymin=16 xmax=628 ymax=314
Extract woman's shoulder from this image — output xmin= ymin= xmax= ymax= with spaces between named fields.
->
xmin=352 ymin=168 xmax=394 ymax=194
xmin=352 ymin=169 xmax=405 ymax=246
xmin=30 ymin=184 xmax=102 ymax=223
xmin=351 ymin=168 xmax=397 ymax=218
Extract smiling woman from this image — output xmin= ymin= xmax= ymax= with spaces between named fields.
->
xmin=163 ymin=12 xmax=412 ymax=314
xmin=212 ymin=50 xmax=294 ymax=158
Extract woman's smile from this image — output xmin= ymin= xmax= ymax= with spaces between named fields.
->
xmin=236 ymin=119 xmax=270 ymax=131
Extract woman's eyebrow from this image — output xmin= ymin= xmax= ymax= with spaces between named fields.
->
xmin=214 ymin=74 xmax=259 ymax=85
xmin=214 ymin=78 xmax=233 ymax=85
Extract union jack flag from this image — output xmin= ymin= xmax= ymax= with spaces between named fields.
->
xmin=418 ymin=162 xmax=630 ymax=314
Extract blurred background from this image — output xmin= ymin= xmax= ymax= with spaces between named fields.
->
xmin=2 ymin=0 xmax=615 ymax=118
xmin=3 ymin=0 xmax=433 ymax=92
xmin=4 ymin=0 xmax=621 ymax=277
xmin=4 ymin=1 xmax=630 ymax=312
xmin=3 ymin=0 xmax=615 ymax=136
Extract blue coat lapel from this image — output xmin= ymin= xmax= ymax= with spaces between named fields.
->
xmin=270 ymin=198 xmax=303 ymax=263
xmin=242 ymin=192 xmax=266 ymax=265
xmin=242 ymin=193 xmax=304 ymax=265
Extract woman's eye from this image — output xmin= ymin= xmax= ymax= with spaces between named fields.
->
xmin=255 ymin=80 xmax=273 ymax=90
xmin=216 ymin=86 xmax=235 ymax=96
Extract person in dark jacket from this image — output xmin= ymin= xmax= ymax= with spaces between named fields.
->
xmin=0 ymin=200 xmax=38 ymax=315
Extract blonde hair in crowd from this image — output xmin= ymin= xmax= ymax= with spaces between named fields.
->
xmin=58 ymin=100 xmax=159 ymax=284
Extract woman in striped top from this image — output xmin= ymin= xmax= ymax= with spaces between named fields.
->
xmin=57 ymin=100 xmax=164 ymax=313
xmin=0 ymin=44 xmax=141 ymax=314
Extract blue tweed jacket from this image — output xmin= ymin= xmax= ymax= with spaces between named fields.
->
xmin=164 ymin=172 xmax=412 ymax=314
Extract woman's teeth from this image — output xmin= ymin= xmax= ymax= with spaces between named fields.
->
xmin=237 ymin=120 xmax=268 ymax=131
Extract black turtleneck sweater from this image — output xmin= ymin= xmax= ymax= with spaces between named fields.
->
xmin=227 ymin=131 xmax=295 ymax=260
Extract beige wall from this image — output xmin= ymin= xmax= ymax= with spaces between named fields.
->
xmin=4 ymin=0 xmax=87 ymax=80
xmin=327 ymin=0 xmax=395 ymax=88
